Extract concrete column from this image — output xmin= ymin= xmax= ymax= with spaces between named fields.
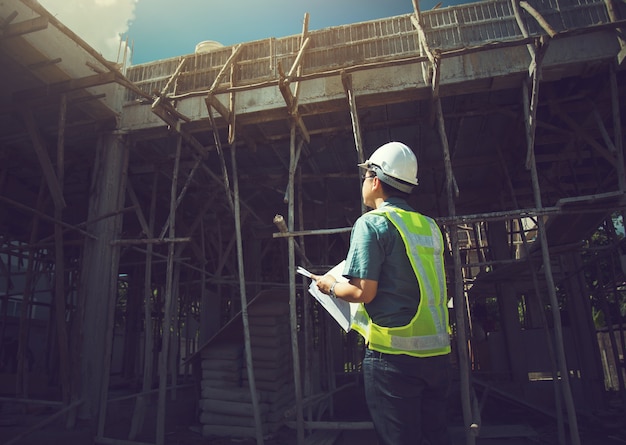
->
xmin=76 ymin=133 xmax=129 ymax=420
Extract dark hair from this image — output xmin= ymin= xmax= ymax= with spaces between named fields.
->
xmin=379 ymin=179 xmax=412 ymax=199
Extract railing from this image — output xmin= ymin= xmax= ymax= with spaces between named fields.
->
xmin=124 ymin=0 xmax=609 ymax=102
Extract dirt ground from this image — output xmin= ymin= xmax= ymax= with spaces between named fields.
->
xmin=1 ymin=386 xmax=625 ymax=445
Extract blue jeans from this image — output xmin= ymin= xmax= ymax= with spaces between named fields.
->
xmin=363 ymin=349 xmax=452 ymax=445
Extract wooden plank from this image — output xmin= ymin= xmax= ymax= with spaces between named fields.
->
xmin=303 ymin=430 xmax=342 ymax=445
xmin=0 ymin=15 xmax=48 ymax=39
xmin=205 ymin=94 xmax=231 ymax=124
xmin=16 ymin=71 xmax=118 ymax=101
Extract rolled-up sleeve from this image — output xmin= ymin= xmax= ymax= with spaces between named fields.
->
xmin=343 ymin=214 xmax=386 ymax=281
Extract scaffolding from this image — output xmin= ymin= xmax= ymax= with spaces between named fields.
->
xmin=1 ymin=0 xmax=626 ymax=444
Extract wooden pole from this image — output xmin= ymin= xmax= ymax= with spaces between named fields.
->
xmin=519 ymin=1 xmax=557 ymax=37
xmin=496 ymin=145 xmax=566 ymax=444
xmin=158 ymin=155 xmax=203 ymax=239
xmin=54 ymin=93 xmax=72 ymax=426
xmin=156 ymin=135 xmax=182 ymax=445
xmin=231 ymin=141 xmax=265 ymax=445
xmin=609 ymin=64 xmax=625 ymax=192
xmin=522 ymin=53 xmax=582 ymax=443
xmin=341 ymin=71 xmax=367 ymax=214
xmin=434 ymin=97 xmax=476 ymax=445
xmin=16 ymin=181 xmax=44 ymax=398
xmin=288 ymin=125 xmax=306 ymax=444
xmin=129 ymin=174 xmax=158 ymax=440
xmin=297 ymin=167 xmax=313 ymax=430
xmin=414 ymin=0 xmax=475 ymax=439
xmin=3 ymin=399 xmax=83 ymax=445
xmin=0 ymin=195 xmax=95 ymax=240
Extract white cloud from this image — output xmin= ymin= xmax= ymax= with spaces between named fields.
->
xmin=38 ymin=0 xmax=138 ymax=62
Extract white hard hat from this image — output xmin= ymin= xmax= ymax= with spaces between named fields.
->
xmin=358 ymin=142 xmax=418 ymax=193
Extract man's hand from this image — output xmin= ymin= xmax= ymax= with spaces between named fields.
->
xmin=310 ymin=273 xmax=337 ymax=296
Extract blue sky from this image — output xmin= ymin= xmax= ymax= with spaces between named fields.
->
xmin=127 ymin=0 xmax=442 ymax=64
xmin=39 ymin=0 xmax=456 ymax=65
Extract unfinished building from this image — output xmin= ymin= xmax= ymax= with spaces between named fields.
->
xmin=1 ymin=0 xmax=626 ymax=443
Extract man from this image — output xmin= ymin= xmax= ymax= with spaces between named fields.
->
xmin=311 ymin=141 xmax=452 ymax=445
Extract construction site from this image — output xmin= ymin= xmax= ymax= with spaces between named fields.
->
xmin=1 ymin=0 xmax=626 ymax=443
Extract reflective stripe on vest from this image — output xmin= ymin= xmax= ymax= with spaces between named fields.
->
xmin=350 ymin=207 xmax=451 ymax=357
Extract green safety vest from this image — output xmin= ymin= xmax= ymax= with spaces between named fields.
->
xmin=350 ymin=207 xmax=451 ymax=357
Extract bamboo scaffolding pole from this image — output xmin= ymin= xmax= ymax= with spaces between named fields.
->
xmin=435 ymin=97 xmax=476 ymax=445
xmin=129 ymin=173 xmax=158 ymax=440
xmin=608 ymin=256 xmax=626 ymax=411
xmin=53 ymin=92 xmax=73 ymax=427
xmin=288 ymin=124 xmax=305 ymax=445
xmin=0 ymin=195 xmax=96 ymax=240
xmin=207 ymin=71 xmax=264 ymax=440
xmin=126 ymin=180 xmax=150 ymax=236
xmin=273 ymin=214 xmax=314 ymax=266
xmin=497 ymin=143 xmax=566 ymax=444
xmin=609 ymin=64 xmax=625 ymax=192
xmin=412 ymin=0 xmax=474 ymax=441
xmin=606 ymin=227 xmax=626 ymax=409
xmin=110 ymin=237 xmax=191 ymax=245
xmin=20 ymin=109 xmax=66 ymax=210
xmin=208 ymin=111 xmax=234 ymax=212
xmin=341 ymin=70 xmax=367 ymax=214
xmin=95 ymin=437 xmax=153 ymax=445
xmin=170 ymin=263 xmax=181 ymax=400
xmin=293 ymin=14 xmax=309 ymax=104
xmin=603 ymin=0 xmax=626 ymax=64
xmin=231 ymin=140 xmax=265 ymax=445
xmin=277 ymin=30 xmax=311 ymax=144
xmin=16 ymin=182 xmax=44 ymax=399
xmin=155 ymin=135 xmax=182 ymax=445
xmin=522 ymin=53 xmax=582 ymax=444
xmin=285 ymin=420 xmax=373 ymax=430
xmin=596 ymin=260 xmax=626 ymax=404
xmin=209 ymin=44 xmax=244 ymax=94
xmin=158 ymin=155 xmax=204 ymax=239
xmin=297 ymin=168 xmax=313 ymax=431
xmin=228 ymin=51 xmax=237 ymax=145
xmin=3 ymin=399 xmax=83 ymax=445
xmin=519 ymin=1 xmax=558 ymax=37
